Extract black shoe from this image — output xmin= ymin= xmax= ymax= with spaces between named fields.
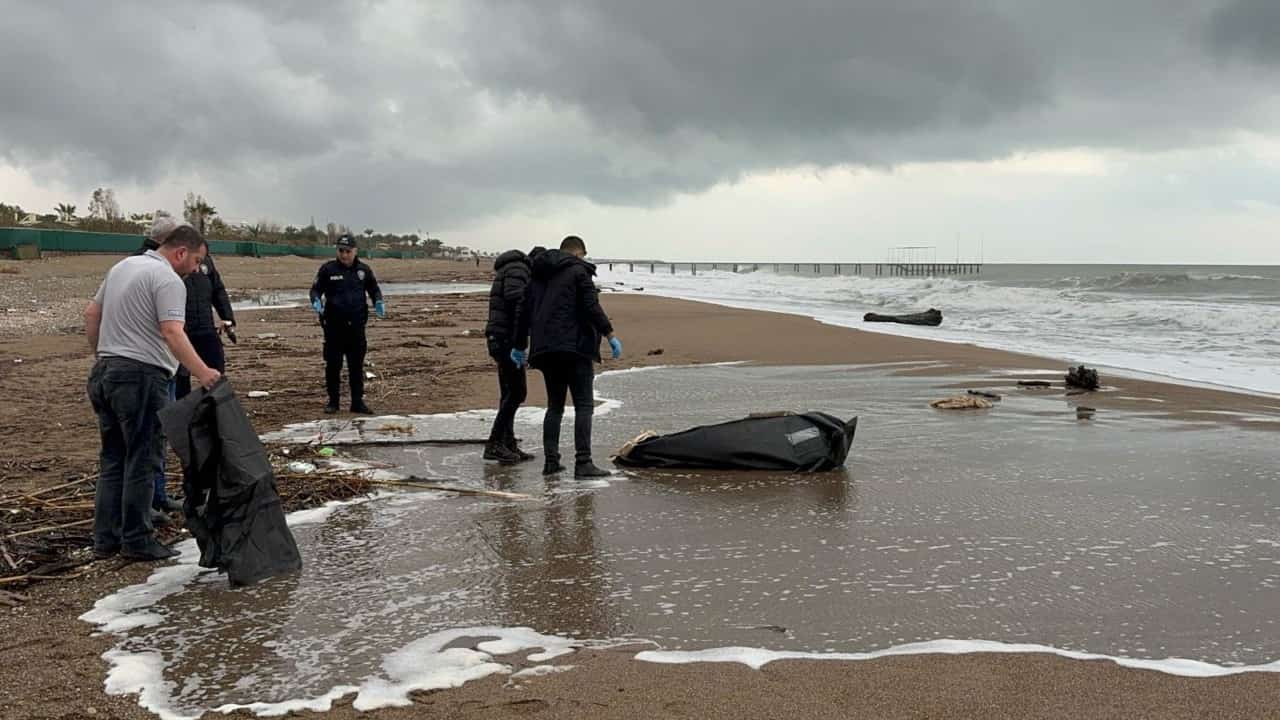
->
xmin=350 ymin=401 xmax=374 ymax=415
xmin=93 ymin=545 xmax=119 ymax=560
xmin=324 ymin=400 xmax=339 ymax=414
xmin=121 ymin=541 xmax=179 ymax=561
xmin=483 ymin=441 xmax=521 ymax=464
xmin=574 ymin=461 xmax=611 ymax=478
xmin=542 ymin=459 xmax=565 ymax=476
xmin=151 ymin=508 xmax=172 ymax=527
xmin=154 ymin=498 xmax=183 ymax=513
xmin=504 ymin=438 xmax=535 ymax=462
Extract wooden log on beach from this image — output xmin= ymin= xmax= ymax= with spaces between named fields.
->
xmin=863 ymin=308 xmax=943 ymax=326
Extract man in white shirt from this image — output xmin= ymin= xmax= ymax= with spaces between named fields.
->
xmin=84 ymin=225 xmax=221 ymax=561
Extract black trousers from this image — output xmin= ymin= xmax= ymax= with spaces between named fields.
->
xmin=539 ymin=353 xmax=596 ymax=464
xmin=323 ymin=319 xmax=367 ymax=405
xmin=487 ymin=344 xmax=527 ymax=445
xmin=175 ymin=331 xmax=226 ymax=399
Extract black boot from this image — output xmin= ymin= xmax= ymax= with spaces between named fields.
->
xmin=121 ymin=540 xmax=179 ymax=561
xmin=504 ymin=436 xmax=535 ymax=462
xmin=324 ymin=399 xmax=339 ymax=414
xmin=574 ymin=461 xmax=611 ymax=478
xmin=350 ymin=400 xmax=373 ymax=415
xmin=483 ymin=441 xmax=521 ymax=464
xmin=542 ymin=455 xmax=565 ymax=476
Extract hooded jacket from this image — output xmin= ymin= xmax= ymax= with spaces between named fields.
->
xmin=483 ymin=249 xmax=531 ymax=347
xmin=522 ymin=248 xmax=613 ymax=366
xmin=158 ymin=379 xmax=302 ymax=587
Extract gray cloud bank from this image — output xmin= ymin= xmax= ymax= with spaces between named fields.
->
xmin=1 ymin=0 xmax=1277 ymax=229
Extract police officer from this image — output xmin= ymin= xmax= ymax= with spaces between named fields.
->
xmin=310 ymin=234 xmax=384 ymax=414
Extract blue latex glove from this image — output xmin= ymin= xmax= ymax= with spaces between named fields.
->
xmin=311 ymin=299 xmax=323 ymax=314
xmin=510 ymin=348 xmax=527 ymax=368
xmin=608 ymin=336 xmax=623 ymax=359
xmin=375 ymin=300 xmax=386 ymax=319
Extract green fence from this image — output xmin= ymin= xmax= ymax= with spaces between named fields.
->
xmin=0 ymin=228 xmax=430 ymax=259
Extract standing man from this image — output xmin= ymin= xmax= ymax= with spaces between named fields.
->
xmin=173 ymin=238 xmax=235 ymax=399
xmin=483 ymin=248 xmax=536 ymax=464
xmin=518 ymin=236 xmax=622 ymax=478
xmin=85 ymin=225 xmax=221 ymax=561
xmin=310 ymin=233 xmax=384 ymax=414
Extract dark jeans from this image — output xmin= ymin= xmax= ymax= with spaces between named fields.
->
xmin=174 ymin=331 xmax=226 ymax=399
xmin=540 ymin=353 xmax=596 ymax=464
xmin=88 ymin=357 xmax=170 ymax=552
xmin=323 ymin=320 xmax=367 ymax=405
xmin=487 ymin=342 xmax=527 ymax=445
xmin=153 ymin=378 xmax=176 ymax=508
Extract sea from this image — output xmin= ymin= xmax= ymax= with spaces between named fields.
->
xmin=596 ymin=264 xmax=1280 ymax=396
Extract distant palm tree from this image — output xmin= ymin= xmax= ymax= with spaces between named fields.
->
xmin=54 ymin=203 xmax=76 ymax=222
xmin=184 ymin=192 xmax=218 ymax=233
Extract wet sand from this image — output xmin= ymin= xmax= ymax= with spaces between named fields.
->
xmin=3 ymin=255 xmax=1280 ymax=719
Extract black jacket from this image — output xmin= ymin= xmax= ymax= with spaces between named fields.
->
xmin=133 ymin=239 xmax=234 ymax=335
xmin=184 ymin=254 xmax=235 ymax=335
xmin=158 ymin=379 xmax=302 ymax=587
xmin=524 ymin=249 xmax=613 ymax=367
xmin=484 ymin=249 xmax=531 ymax=347
xmin=310 ymin=259 xmax=382 ymax=324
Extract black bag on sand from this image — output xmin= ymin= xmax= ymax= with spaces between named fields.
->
xmin=614 ymin=412 xmax=857 ymax=472
xmin=159 ymin=379 xmax=302 ymax=587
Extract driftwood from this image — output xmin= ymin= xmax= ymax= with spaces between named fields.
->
xmin=314 ymin=438 xmax=489 ymax=448
xmin=863 ymin=308 xmax=942 ymax=326
xmin=1018 ymin=380 xmax=1053 ymax=388
xmin=375 ymin=477 xmax=532 ymax=500
xmin=967 ymin=390 xmax=1002 ymax=401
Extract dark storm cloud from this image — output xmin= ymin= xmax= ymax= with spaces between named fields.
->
xmin=0 ymin=1 xmax=1276 ymax=229
xmin=1206 ymin=0 xmax=1280 ymax=65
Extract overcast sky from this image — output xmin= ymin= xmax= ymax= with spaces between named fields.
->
xmin=2 ymin=0 xmax=1279 ymax=263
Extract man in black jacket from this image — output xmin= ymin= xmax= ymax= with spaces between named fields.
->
xmin=310 ymin=234 xmax=384 ymax=414
xmin=174 ymin=244 xmax=235 ymax=399
xmin=483 ymin=249 xmax=536 ymax=464
xmin=517 ymin=236 xmax=622 ymax=477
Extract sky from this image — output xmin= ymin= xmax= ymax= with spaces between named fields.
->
xmin=2 ymin=0 xmax=1279 ymax=263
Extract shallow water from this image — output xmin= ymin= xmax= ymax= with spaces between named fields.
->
xmin=89 ymin=364 xmax=1280 ymax=716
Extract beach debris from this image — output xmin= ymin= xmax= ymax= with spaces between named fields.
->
xmin=1018 ymin=380 xmax=1053 ymax=388
xmin=316 ymin=447 xmax=336 ymax=457
xmin=286 ymin=461 xmax=317 ymax=474
xmin=246 ymin=390 xmax=270 ymax=398
xmin=647 ymin=348 xmax=665 ymax=356
xmin=1066 ymin=365 xmax=1100 ymax=391
xmin=1076 ymin=406 xmax=1097 ymax=420
xmin=365 ymin=371 xmax=377 ymax=379
xmin=967 ymin=389 xmax=1002 ymax=401
xmin=863 ymin=308 xmax=942 ymax=326
xmin=12 ymin=358 xmax=22 ymax=364
xmin=255 ymin=332 xmax=279 ymax=340
xmin=380 ymin=477 xmax=532 ymax=500
xmin=931 ymin=396 xmax=993 ymax=410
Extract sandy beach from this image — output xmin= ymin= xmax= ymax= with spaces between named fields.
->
xmin=2 ymin=255 xmax=1278 ymax=719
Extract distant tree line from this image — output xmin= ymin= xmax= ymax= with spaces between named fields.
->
xmin=1 ymin=188 xmax=462 ymax=257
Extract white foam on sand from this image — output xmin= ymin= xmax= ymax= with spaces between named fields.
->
xmin=635 ymin=639 xmax=1280 ymax=678
xmin=207 ymin=627 xmax=580 ymax=717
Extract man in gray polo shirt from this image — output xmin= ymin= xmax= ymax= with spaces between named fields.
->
xmin=85 ymin=225 xmax=222 ymax=561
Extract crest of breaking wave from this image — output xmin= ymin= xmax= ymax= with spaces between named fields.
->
xmin=596 ymin=265 xmax=1280 ymax=396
